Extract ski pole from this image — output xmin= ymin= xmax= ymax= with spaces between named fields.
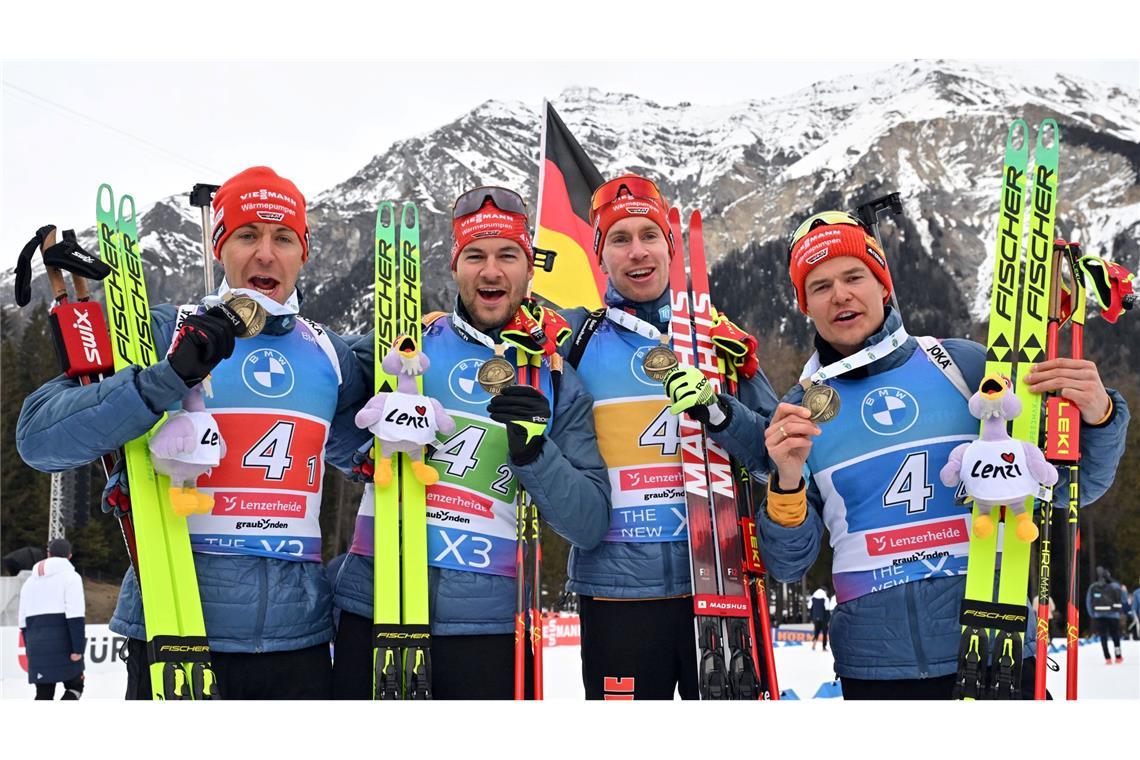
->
xmin=1036 ymin=239 xmax=1074 ymax=698
xmin=508 ymin=348 xmax=531 ymax=700
xmin=188 ymin=183 xmax=221 ymax=293
xmin=856 ymin=193 xmax=904 ymax=315
xmin=1061 ymin=241 xmax=1086 ymax=700
xmin=721 ymin=357 xmax=775 ymax=699
xmin=528 ymin=352 xmax=544 ymax=700
xmin=29 ymin=226 xmax=139 ymax=575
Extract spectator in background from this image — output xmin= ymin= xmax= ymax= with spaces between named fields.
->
xmin=17 ymin=538 xmax=85 ymax=700
xmin=1120 ymin=583 xmax=1132 ymax=641
xmin=1086 ymin=566 xmax=1125 ymax=664
xmin=810 ymin=585 xmax=831 ymax=652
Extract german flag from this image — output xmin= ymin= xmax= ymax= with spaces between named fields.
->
xmin=532 ymin=101 xmax=606 ymax=310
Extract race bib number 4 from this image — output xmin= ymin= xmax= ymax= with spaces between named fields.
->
xmin=200 ymin=412 xmax=326 ymax=492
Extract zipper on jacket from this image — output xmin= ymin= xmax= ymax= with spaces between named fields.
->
xmin=254 ymin=560 xmax=268 ymax=653
xmin=905 ymin=581 xmax=929 ymax=677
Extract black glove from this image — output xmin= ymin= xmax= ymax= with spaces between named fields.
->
xmin=167 ymin=304 xmax=242 ymax=387
xmin=487 ymin=385 xmax=551 ymax=465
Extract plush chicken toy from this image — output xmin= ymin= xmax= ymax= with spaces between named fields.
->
xmin=355 ymin=335 xmax=456 ymax=487
xmin=148 ymin=384 xmax=225 ymax=517
xmin=939 ymin=373 xmax=1058 ymax=542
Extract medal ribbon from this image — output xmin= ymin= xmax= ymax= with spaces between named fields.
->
xmin=205 ymin=281 xmax=300 ymax=317
xmin=798 ymin=324 xmax=909 ymax=385
xmin=449 ymin=311 xmax=498 ymax=350
xmin=606 ymin=307 xmax=665 ymax=342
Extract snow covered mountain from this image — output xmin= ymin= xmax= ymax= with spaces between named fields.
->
xmin=5 ymin=59 xmax=1138 ymax=345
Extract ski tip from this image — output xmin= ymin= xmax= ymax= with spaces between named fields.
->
xmin=668 ymin=206 xmax=681 ymax=224
xmin=377 ymin=201 xmax=396 ymax=228
xmin=1037 ymin=119 xmax=1060 ymax=152
xmin=401 ymin=202 xmax=419 ymax=230
xmin=1007 ymin=120 xmax=1030 ymax=153
xmin=689 ymin=209 xmax=703 ymax=228
xmin=117 ymin=195 xmax=136 ymax=226
xmin=97 ymin=184 xmax=115 ymax=215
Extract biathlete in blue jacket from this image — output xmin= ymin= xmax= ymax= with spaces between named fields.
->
xmin=331 ymin=186 xmax=610 ymax=699
xmin=559 ymin=174 xmax=779 ymax=700
xmin=740 ymin=210 xmax=1129 ymax=699
xmin=16 ymin=167 xmax=372 ymax=699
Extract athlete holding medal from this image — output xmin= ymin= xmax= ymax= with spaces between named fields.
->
xmin=754 ymin=210 xmax=1129 ymax=699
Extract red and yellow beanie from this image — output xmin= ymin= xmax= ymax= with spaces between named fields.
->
xmin=788 ymin=216 xmax=892 ymax=314
xmin=211 ymin=166 xmax=309 ymax=260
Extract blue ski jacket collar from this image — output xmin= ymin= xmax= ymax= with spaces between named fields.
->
xmin=603 ymin=281 xmax=672 ymax=335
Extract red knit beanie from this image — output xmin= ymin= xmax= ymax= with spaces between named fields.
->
xmin=450 ymin=199 xmax=534 ymax=270
xmin=788 ymin=222 xmax=892 ymax=314
xmin=211 ymin=166 xmax=309 ymax=260
xmin=591 ymin=175 xmax=674 ymax=259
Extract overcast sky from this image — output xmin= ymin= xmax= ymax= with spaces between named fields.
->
xmin=2 ymin=60 xmax=1136 ymax=270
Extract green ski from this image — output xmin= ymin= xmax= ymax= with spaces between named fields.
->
xmin=993 ymin=119 xmax=1059 ymax=698
xmin=96 ymin=184 xmax=216 ymax=700
xmin=955 ymin=119 xmax=1059 ymax=699
xmin=372 ymin=202 xmax=431 ymax=699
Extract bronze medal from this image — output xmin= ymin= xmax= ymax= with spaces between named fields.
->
xmin=642 ymin=345 xmax=679 ymax=382
xmin=477 ymin=356 xmax=516 ymax=395
xmin=223 ymin=294 xmax=268 ymax=339
xmin=802 ymin=383 xmax=840 ymax=424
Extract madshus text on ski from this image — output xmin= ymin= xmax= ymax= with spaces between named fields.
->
xmin=12 ymin=116 xmax=1132 ymax=700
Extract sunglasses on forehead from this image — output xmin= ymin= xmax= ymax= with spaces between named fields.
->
xmin=452 ymin=186 xmax=528 ymax=219
xmin=787 ymin=210 xmax=874 ymax=258
xmin=588 ymin=175 xmax=665 ymax=225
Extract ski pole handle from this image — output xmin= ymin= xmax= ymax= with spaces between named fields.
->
xmin=39 ymin=227 xmax=71 ymax=304
xmin=189 ymin=183 xmax=221 ymax=294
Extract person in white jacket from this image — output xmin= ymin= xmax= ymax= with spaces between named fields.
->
xmin=809 ymin=586 xmax=832 ymax=651
xmin=17 ymin=538 xmax=85 ymax=699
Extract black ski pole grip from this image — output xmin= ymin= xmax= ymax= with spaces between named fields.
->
xmin=189 ymin=183 xmax=220 ymax=209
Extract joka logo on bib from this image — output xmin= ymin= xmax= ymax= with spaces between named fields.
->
xmin=448 ymin=358 xmax=492 ymax=405
xmin=861 ymin=386 xmax=919 ymax=436
xmin=242 ymin=349 xmax=295 ymax=398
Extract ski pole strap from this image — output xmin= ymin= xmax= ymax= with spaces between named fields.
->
xmin=14 ymin=225 xmax=58 ymax=306
xmin=566 ymin=307 xmax=606 ymax=370
xmin=42 ymin=229 xmax=111 ymax=282
xmin=148 ymin=635 xmax=212 ymax=663
xmin=373 ymin=624 xmax=432 ymax=646
xmin=958 ymin=599 xmax=1029 ymax=634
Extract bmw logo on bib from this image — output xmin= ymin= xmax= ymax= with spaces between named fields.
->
xmin=449 ymin=358 xmax=492 ymax=405
xmin=861 ymin=386 xmax=919 ymax=436
xmin=242 ymin=348 xmax=295 ymax=398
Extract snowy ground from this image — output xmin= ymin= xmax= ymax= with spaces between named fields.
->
xmin=4 ymin=637 xmax=1136 ymax=700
